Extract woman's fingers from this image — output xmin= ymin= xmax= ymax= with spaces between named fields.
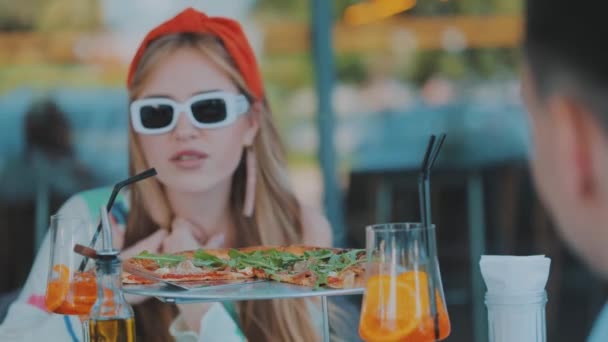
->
xmin=120 ymin=229 xmax=168 ymax=259
xmin=111 ymin=222 xmax=125 ymax=250
xmin=162 ymin=219 xmax=200 ymax=253
xmin=204 ymin=233 xmax=225 ymax=249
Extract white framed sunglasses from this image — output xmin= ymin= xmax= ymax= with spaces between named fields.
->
xmin=130 ymin=91 xmax=250 ymax=134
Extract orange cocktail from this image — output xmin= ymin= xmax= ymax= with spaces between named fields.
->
xmin=45 ymin=264 xmax=97 ymax=315
xmin=359 ymin=271 xmax=451 ymax=342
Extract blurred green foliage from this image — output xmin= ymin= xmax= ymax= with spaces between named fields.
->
xmin=399 ymin=48 xmax=520 ymax=85
xmin=255 ymin=0 xmax=522 ymax=18
xmin=0 ymin=0 xmax=100 ymax=31
xmin=0 ymin=0 xmax=522 ymax=168
xmin=0 ymin=0 xmax=522 ymax=93
xmin=255 ymin=0 xmax=356 ymax=21
xmin=253 ymin=0 xmax=522 ymax=88
xmin=261 ymin=54 xmax=315 ymax=91
xmin=0 ymin=64 xmax=124 ymax=93
xmin=408 ymin=0 xmax=522 ymax=15
xmin=336 ymin=54 xmax=367 ymax=84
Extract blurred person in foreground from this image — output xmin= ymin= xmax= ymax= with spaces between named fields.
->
xmin=0 ymin=7 xmax=357 ymax=342
xmin=0 ymin=98 xmax=95 ymax=294
xmin=522 ymin=0 xmax=608 ymax=340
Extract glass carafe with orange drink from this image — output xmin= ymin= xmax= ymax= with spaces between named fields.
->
xmin=359 ymin=223 xmax=451 ymax=342
xmin=45 ymin=215 xmax=98 ymax=341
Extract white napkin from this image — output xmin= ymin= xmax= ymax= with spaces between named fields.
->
xmin=480 ymin=255 xmax=551 ymax=295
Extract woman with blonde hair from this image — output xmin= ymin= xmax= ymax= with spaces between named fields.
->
xmin=0 ymin=7 xmax=340 ymax=342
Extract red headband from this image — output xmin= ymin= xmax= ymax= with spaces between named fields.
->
xmin=127 ymin=7 xmax=264 ymax=100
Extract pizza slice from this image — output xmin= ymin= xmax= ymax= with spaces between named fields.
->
xmin=122 ymin=245 xmax=366 ymax=289
xmin=220 ymin=246 xmax=365 ymax=289
xmin=123 ymin=249 xmax=256 ymax=283
xmin=253 ymin=247 xmax=366 ymax=289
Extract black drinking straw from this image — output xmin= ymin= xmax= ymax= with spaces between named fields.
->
xmin=77 ymin=168 xmax=157 ymax=271
xmin=429 ymin=134 xmax=446 ymax=172
xmin=419 ymin=133 xmax=446 ymax=341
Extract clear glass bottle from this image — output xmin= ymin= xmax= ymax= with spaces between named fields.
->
xmin=88 ymin=251 xmax=136 ymax=342
xmin=486 ymin=291 xmax=547 ymax=342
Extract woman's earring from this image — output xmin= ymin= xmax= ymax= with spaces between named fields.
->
xmin=243 ymin=147 xmax=256 ymax=217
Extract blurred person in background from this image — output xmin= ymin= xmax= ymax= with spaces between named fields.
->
xmin=0 ymin=97 xmax=95 ymax=296
xmin=522 ymin=0 xmax=608 ymax=340
xmin=0 ymin=8 xmax=359 ymax=342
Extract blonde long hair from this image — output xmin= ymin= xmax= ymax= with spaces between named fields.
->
xmin=124 ymin=33 xmax=320 ymax=342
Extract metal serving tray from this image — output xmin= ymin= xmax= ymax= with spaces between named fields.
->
xmin=124 ymin=281 xmax=364 ymax=342
xmin=123 ymin=280 xmax=364 ymax=304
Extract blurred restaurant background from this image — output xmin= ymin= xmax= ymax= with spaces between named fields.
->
xmin=0 ymin=1 xmax=604 ymax=341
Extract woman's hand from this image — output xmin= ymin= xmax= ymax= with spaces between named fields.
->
xmin=301 ymin=205 xmax=333 ymax=247
xmin=166 ymin=218 xmax=226 ymax=333
xmin=120 ymin=228 xmax=168 ymax=259
xmin=110 ymin=215 xmax=125 ymax=250
xmin=162 ymin=217 xmax=225 ymax=253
